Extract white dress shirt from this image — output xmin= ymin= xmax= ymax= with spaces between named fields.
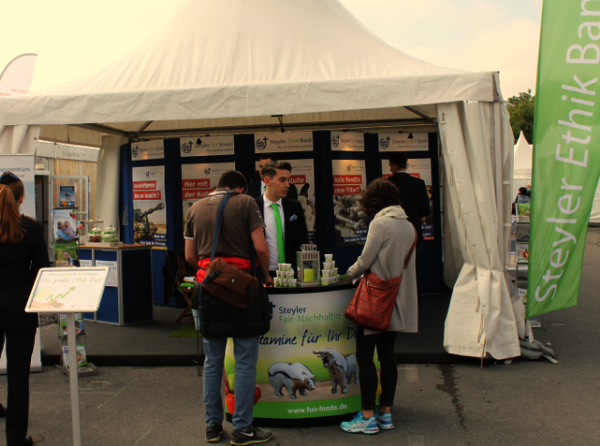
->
xmin=263 ymin=195 xmax=285 ymax=271
xmin=261 ymin=180 xmax=266 ymax=195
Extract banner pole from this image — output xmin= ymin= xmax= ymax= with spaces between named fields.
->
xmin=67 ymin=313 xmax=83 ymax=446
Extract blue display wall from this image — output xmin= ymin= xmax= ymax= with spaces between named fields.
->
xmin=120 ymin=131 xmax=444 ymax=304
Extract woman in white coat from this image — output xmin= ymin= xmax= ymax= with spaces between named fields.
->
xmin=341 ymin=178 xmax=418 ymax=435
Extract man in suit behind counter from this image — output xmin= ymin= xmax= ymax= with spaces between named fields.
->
xmin=387 ymin=153 xmax=431 ymax=246
xmin=247 ymin=155 xmax=298 ymax=201
xmin=255 ymin=162 xmax=308 ymax=275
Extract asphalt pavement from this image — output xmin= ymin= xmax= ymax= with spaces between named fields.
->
xmin=1 ymin=240 xmax=599 ymax=446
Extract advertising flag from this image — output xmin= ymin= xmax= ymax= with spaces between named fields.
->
xmin=0 ymin=53 xmax=37 ymax=97
xmin=528 ymin=0 xmax=600 ymax=317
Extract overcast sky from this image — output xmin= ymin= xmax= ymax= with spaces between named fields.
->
xmin=0 ymin=0 xmax=541 ymax=99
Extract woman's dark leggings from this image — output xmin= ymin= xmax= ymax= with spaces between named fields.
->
xmin=355 ymin=327 xmax=398 ymax=410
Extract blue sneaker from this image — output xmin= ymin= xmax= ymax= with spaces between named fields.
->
xmin=375 ymin=406 xmax=394 ymax=430
xmin=340 ymin=411 xmax=379 ymax=434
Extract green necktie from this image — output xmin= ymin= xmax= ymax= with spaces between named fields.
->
xmin=270 ymin=203 xmax=285 ymax=263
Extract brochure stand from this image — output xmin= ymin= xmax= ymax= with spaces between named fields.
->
xmin=513 ymin=203 xmax=541 ymax=329
xmin=58 ymin=313 xmax=97 ymax=377
xmin=26 ymin=267 xmax=109 ymax=446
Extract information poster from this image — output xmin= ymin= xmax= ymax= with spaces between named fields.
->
xmin=382 ymin=158 xmax=435 ymax=240
xmin=224 ymin=289 xmax=372 ymax=419
xmin=331 ymin=132 xmax=364 ymax=152
xmin=332 ymin=160 xmax=367 ymax=247
xmin=180 ymin=135 xmax=234 ymax=157
xmin=0 ymin=154 xmax=35 ymax=218
xmin=378 ymin=133 xmax=429 ymax=152
xmin=256 ymin=159 xmax=317 ymax=244
xmin=254 ymin=132 xmax=313 ymax=153
xmin=26 ymin=267 xmax=109 ymax=313
xmin=181 ymin=162 xmax=235 ymax=227
xmin=96 ymin=261 xmax=118 ymax=287
xmin=52 ymin=209 xmax=79 ymax=243
xmin=131 ymin=140 xmax=164 ymax=161
xmin=132 ymin=166 xmax=167 ymax=247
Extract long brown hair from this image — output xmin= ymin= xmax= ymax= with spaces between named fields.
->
xmin=0 ymin=183 xmax=25 ymax=243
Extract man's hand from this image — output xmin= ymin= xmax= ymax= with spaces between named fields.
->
xmin=263 ymin=276 xmax=274 ymax=287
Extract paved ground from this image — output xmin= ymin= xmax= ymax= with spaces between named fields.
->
xmin=1 ymin=242 xmax=599 ymax=445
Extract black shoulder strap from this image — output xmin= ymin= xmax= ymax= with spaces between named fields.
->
xmin=207 ymin=190 xmax=258 ymax=278
xmin=209 ymin=190 xmax=236 ymax=262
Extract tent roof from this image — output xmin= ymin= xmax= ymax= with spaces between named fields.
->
xmin=0 ymin=0 xmax=499 ymax=143
xmin=514 ymin=131 xmax=532 ymax=176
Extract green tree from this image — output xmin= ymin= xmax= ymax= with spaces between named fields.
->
xmin=507 ymin=90 xmax=535 ymax=144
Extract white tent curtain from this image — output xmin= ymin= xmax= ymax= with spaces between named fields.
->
xmin=437 ymin=101 xmax=522 ymax=359
xmin=0 ymin=125 xmax=41 ymax=154
xmin=95 ymin=135 xmax=126 ymax=232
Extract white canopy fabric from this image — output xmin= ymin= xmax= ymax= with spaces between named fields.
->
xmin=0 ymin=0 xmax=520 ymax=359
xmin=513 ymin=131 xmax=533 ymax=199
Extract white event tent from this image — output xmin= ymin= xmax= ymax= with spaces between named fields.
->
xmin=0 ymin=0 xmax=521 ymax=359
xmin=513 ymin=131 xmax=533 ymax=198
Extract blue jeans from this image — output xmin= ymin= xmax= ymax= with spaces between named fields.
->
xmin=203 ymin=336 xmax=259 ymax=431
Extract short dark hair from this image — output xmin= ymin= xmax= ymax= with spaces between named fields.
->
xmin=389 ymin=153 xmax=408 ymax=169
xmin=262 ymin=162 xmax=292 ymax=180
xmin=519 ymin=187 xmax=528 ymax=195
xmin=217 ymin=170 xmax=248 ymax=191
xmin=259 ymin=154 xmax=277 ymax=162
xmin=361 ymin=178 xmax=402 ymax=216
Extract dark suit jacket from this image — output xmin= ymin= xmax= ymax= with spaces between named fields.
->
xmin=388 ymin=171 xmax=431 ymax=244
xmin=0 ymin=216 xmax=50 ymax=330
xmin=255 ymin=196 xmax=309 ymax=271
xmin=247 ymin=180 xmax=298 ymax=201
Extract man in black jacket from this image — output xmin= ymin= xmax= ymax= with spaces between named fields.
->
xmin=246 ymin=155 xmax=299 ymax=201
xmin=387 ymin=153 xmax=431 ymax=246
xmin=255 ymin=162 xmax=309 ymax=275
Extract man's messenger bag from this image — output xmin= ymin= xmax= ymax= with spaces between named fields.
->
xmin=197 ymin=190 xmax=270 ymax=338
xmin=203 ymin=258 xmax=258 ymax=309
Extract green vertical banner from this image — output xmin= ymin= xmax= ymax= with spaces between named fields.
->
xmin=528 ymin=0 xmax=600 ymax=318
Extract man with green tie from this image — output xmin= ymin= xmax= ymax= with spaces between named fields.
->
xmin=246 ymin=155 xmax=299 ymax=200
xmin=255 ymin=162 xmax=309 ymax=276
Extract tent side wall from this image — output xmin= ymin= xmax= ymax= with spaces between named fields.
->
xmin=437 ymin=101 xmax=521 ymax=359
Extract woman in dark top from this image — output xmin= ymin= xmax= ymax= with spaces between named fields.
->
xmin=0 ymin=172 xmax=49 ymax=446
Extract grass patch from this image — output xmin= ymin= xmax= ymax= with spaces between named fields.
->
xmin=168 ymin=324 xmax=202 ymax=339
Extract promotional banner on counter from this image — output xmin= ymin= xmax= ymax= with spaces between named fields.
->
xmin=332 ymin=160 xmax=367 ymax=247
xmin=527 ymin=1 xmax=600 ymax=318
xmin=256 ymin=159 xmax=317 ymax=244
xmin=180 ymin=135 xmax=234 ymax=157
xmin=378 ymin=133 xmax=428 ymax=152
xmin=132 ymin=166 xmax=167 ymax=246
xmin=224 ymin=289 xmax=371 ymax=419
xmin=182 ymin=162 xmax=236 ymax=227
xmin=382 ymin=158 xmax=435 ymax=240
xmin=131 ymin=140 xmax=164 ymax=161
xmin=254 ymin=132 xmax=314 ymax=153
xmin=0 ymin=154 xmax=35 ymax=218
xmin=331 ymin=132 xmax=364 ymax=152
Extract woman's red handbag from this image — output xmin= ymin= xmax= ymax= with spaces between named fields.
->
xmin=344 ymin=230 xmax=417 ymax=331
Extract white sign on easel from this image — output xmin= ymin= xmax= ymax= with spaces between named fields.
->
xmin=26 ymin=267 xmax=108 ymax=446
